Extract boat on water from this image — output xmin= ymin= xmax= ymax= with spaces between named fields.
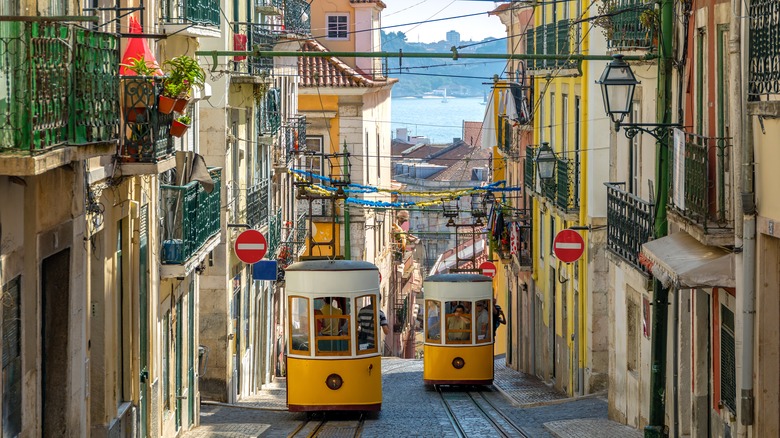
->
xmin=441 ymin=88 xmax=448 ymax=103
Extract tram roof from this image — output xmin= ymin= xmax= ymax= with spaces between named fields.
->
xmin=285 ymin=259 xmax=378 ymax=272
xmin=425 ymin=273 xmax=492 ymax=283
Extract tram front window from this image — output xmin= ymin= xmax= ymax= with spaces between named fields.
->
xmin=426 ymin=301 xmax=441 ymax=343
xmin=445 ymin=301 xmax=471 ymax=343
xmin=290 ymin=297 xmax=310 ymax=352
xmin=314 ymin=296 xmax=351 ymax=354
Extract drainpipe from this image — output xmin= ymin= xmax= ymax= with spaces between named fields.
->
xmin=342 ymin=140 xmax=351 ymax=260
xmin=732 ymin=0 xmax=755 ymax=434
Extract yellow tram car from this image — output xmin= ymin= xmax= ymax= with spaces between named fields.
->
xmin=285 ymin=260 xmax=383 ymax=411
xmin=423 ymin=273 xmax=494 ymax=386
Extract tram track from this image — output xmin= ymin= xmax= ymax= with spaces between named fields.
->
xmin=436 ymin=385 xmax=530 ymax=438
xmin=287 ymin=412 xmax=366 ymax=438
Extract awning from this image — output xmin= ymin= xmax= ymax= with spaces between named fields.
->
xmin=640 ymin=232 xmax=735 ymax=289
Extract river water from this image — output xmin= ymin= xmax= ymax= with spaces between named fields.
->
xmin=391 ymin=96 xmax=488 ymax=144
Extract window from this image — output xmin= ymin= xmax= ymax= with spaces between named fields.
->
xmin=549 ymin=93 xmax=555 ymax=146
xmin=425 ymin=300 xmax=442 ymax=343
xmin=561 ymin=94 xmax=568 ymax=157
xmin=627 ymin=295 xmax=639 ymax=372
xmin=474 ymin=299 xmax=491 ymax=343
xmin=445 ymin=301 xmax=472 ymax=344
xmin=314 ymin=297 xmax=351 ymax=355
xmin=539 ymin=98 xmax=545 ymax=143
xmin=721 ymin=305 xmax=736 ymax=413
xmin=327 ymin=14 xmax=349 ymax=40
xmin=356 ymin=295 xmax=382 ymax=354
xmin=289 ymin=297 xmax=310 ymax=353
xmin=304 ymin=136 xmax=323 ymax=176
xmin=163 ymin=310 xmax=171 ymax=410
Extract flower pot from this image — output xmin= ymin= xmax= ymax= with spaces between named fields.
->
xmin=125 ymin=107 xmax=148 ymax=123
xmin=158 ymin=95 xmax=176 ymax=114
xmin=170 ymin=120 xmax=190 ymax=137
xmin=173 ymin=97 xmax=190 ymax=113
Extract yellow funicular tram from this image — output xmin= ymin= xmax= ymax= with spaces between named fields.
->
xmin=285 ymin=259 xmax=383 ymax=411
xmin=423 ymin=273 xmax=494 ymax=386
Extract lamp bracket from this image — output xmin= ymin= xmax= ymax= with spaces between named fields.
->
xmin=616 ymin=122 xmax=681 ymax=143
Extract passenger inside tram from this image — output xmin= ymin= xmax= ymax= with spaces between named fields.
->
xmin=315 ymin=297 xmax=350 ymax=352
xmin=475 ymin=300 xmax=490 ymax=340
xmin=426 ymin=301 xmax=441 ymax=341
xmin=446 ymin=303 xmax=471 ymax=342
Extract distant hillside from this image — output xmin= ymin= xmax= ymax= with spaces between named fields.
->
xmin=381 ymin=31 xmax=507 ymax=98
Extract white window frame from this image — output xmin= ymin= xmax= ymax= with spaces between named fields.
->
xmin=326 ymin=14 xmax=349 ymax=40
xmin=304 ymin=136 xmax=324 ymax=176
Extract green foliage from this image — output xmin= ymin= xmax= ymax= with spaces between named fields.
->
xmin=162 ymin=55 xmax=206 ymax=98
xmin=121 ymin=55 xmax=157 ymax=76
xmin=176 ymin=114 xmax=191 ymax=125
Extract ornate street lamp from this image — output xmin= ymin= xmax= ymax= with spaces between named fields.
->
xmin=596 ymin=54 xmax=639 ymax=128
xmin=535 ymin=142 xmax=556 ymax=181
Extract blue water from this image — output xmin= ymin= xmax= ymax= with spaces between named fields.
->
xmin=391 ymin=96 xmax=487 ymax=144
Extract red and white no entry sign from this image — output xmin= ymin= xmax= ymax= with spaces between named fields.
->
xmin=234 ymin=229 xmax=267 ymax=264
xmin=479 ymin=261 xmax=497 ymax=278
xmin=553 ymin=229 xmax=585 ymax=263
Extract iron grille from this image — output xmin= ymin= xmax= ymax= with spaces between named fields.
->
xmin=748 ymin=0 xmax=780 ymax=96
xmin=605 ymin=182 xmax=653 ymax=273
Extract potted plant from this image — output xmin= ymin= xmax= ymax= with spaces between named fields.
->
xmin=162 ymin=55 xmax=206 ymax=113
xmin=120 ymin=55 xmax=160 ymax=121
xmin=170 ymin=114 xmax=191 ymax=138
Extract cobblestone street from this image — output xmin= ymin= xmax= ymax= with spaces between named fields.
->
xmin=182 ymin=357 xmax=641 ymax=437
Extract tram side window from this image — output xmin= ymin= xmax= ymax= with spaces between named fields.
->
xmin=445 ymin=301 xmax=471 ymax=343
xmin=290 ymin=297 xmax=310 ymax=353
xmin=426 ymin=301 xmax=441 ymax=343
xmin=314 ymin=296 xmax=351 ymax=355
xmin=474 ymin=299 xmax=491 ymax=343
xmin=356 ymin=295 xmax=381 ymax=353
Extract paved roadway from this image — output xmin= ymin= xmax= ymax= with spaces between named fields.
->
xmin=182 ymin=357 xmax=641 ymax=438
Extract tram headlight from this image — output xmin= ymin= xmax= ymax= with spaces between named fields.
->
xmin=325 ymin=373 xmax=344 ymax=390
xmin=452 ymin=357 xmax=465 ymax=369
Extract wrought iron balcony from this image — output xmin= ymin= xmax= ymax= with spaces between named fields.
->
xmin=247 ymin=179 xmax=270 ymax=228
xmin=160 ymin=0 xmax=220 ymax=27
xmin=283 ymin=0 xmax=311 ymax=35
xmin=605 ymin=182 xmax=653 ymax=273
xmin=267 ymin=207 xmax=283 ymax=258
xmin=554 ymin=157 xmax=579 ymax=212
xmin=286 ymin=115 xmax=307 ymax=154
xmin=120 ymin=76 xmax=174 ymax=163
xmin=232 ymin=23 xmax=278 ymax=77
xmin=160 ymin=168 xmax=222 ymax=264
xmin=748 ymin=0 xmax=780 ymax=97
xmin=259 ymin=88 xmax=281 ymax=136
xmin=668 ymin=133 xmax=733 ymax=231
xmin=525 ymin=20 xmax=578 ymax=71
xmin=599 ymin=0 xmax=655 ymax=51
xmin=0 ymin=21 xmax=119 ymax=152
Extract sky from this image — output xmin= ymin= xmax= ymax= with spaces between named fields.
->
xmin=381 ymin=0 xmax=506 ymax=44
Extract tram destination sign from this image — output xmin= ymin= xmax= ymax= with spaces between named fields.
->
xmin=553 ymin=229 xmax=585 ymax=263
xmin=234 ymin=229 xmax=267 ymax=264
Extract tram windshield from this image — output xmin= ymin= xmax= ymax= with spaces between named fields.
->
xmin=474 ymin=299 xmax=491 ymax=343
xmin=289 ymin=297 xmax=310 ymax=353
xmin=356 ymin=295 xmax=380 ymax=354
xmin=313 ymin=296 xmax=351 ymax=355
xmin=425 ymin=301 xmax=441 ymax=343
xmin=445 ymin=301 xmax=472 ymax=343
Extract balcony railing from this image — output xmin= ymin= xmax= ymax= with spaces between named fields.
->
xmin=286 ymin=114 xmax=307 ymax=154
xmin=605 ymin=182 xmax=654 ymax=273
xmin=555 ymin=157 xmax=579 ymax=212
xmin=668 ymin=133 xmax=732 ymax=230
xmin=232 ymin=23 xmax=278 ymax=77
xmin=748 ymin=0 xmax=780 ymax=97
xmin=267 ymin=207 xmax=283 ymax=258
xmin=0 ymin=21 xmax=119 ymax=152
xmin=160 ymin=168 xmax=222 ymax=264
xmin=283 ymin=0 xmax=311 ymax=35
xmin=259 ymin=88 xmax=281 ymax=136
xmin=601 ymin=0 xmax=655 ymax=51
xmin=120 ymin=76 xmax=174 ymax=162
xmin=160 ymin=0 xmax=220 ymax=27
xmin=525 ymin=20 xmax=578 ymax=71
xmin=247 ymin=179 xmax=270 ymax=228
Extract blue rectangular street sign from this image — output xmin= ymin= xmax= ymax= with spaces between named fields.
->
xmin=252 ymin=260 xmax=278 ymax=281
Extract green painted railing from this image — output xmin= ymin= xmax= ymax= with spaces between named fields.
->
xmin=160 ymin=168 xmax=222 ymax=264
xmin=555 ymin=157 xmax=579 ymax=212
xmin=524 ymin=145 xmax=536 ymax=189
xmin=286 ymin=115 xmax=307 ymax=154
xmin=0 ymin=21 xmax=119 ymax=152
xmin=161 ymin=0 xmax=220 ymax=26
xmin=266 ymin=207 xmax=283 ymax=259
xmin=259 ymin=88 xmax=281 ymax=136
xmin=233 ymin=23 xmax=278 ymax=77
xmin=246 ymin=179 xmax=270 ymax=229
xmin=669 ymin=134 xmax=732 ymax=229
xmin=120 ymin=76 xmax=174 ymax=162
xmin=603 ymin=0 xmax=655 ymax=50
xmin=605 ymin=182 xmax=653 ymax=273
xmin=525 ymin=20 xmax=577 ymax=71
xmin=284 ymin=0 xmax=311 ymax=35
xmin=749 ymin=0 xmax=780 ymax=96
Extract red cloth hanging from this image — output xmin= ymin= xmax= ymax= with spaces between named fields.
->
xmin=120 ymin=16 xmax=163 ymax=76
